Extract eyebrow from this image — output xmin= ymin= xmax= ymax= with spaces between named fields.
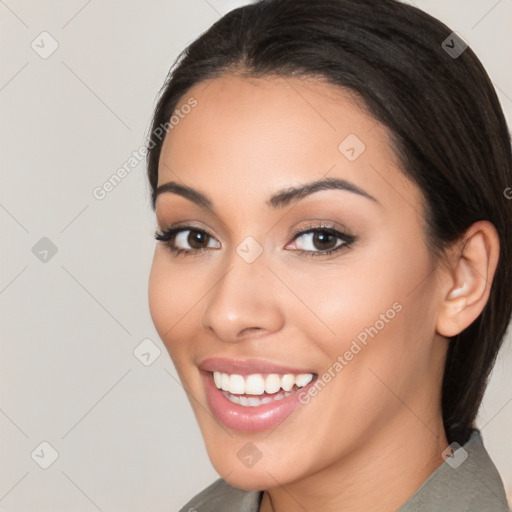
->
xmin=153 ymin=177 xmax=379 ymax=211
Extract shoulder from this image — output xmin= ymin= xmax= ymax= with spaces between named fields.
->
xmin=398 ymin=429 xmax=510 ymax=512
xmin=178 ymin=478 xmax=262 ymax=512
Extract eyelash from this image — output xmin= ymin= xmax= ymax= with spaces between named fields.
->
xmin=154 ymin=223 xmax=355 ymax=259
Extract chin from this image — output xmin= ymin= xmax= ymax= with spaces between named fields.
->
xmin=203 ymin=436 xmax=309 ymax=492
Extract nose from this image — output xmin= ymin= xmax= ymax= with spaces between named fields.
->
xmin=200 ymin=254 xmax=285 ymax=343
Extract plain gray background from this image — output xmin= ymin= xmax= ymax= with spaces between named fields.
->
xmin=1 ymin=1 xmax=511 ymax=510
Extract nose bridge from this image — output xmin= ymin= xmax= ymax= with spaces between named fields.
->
xmin=200 ymin=246 xmax=284 ymax=342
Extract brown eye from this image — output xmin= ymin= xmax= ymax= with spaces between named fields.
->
xmin=288 ymin=226 xmax=355 ymax=257
xmin=311 ymin=231 xmax=339 ymax=251
xmin=187 ymin=230 xmax=211 ymax=249
xmin=154 ymin=226 xmax=221 ymax=255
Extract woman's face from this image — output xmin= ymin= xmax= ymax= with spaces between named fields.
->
xmin=148 ymin=75 xmax=448 ymax=490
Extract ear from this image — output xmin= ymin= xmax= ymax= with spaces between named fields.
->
xmin=436 ymin=220 xmax=500 ymax=338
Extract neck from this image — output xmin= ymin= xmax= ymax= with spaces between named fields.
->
xmin=259 ymin=413 xmax=448 ymax=512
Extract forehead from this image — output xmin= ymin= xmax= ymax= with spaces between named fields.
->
xmin=157 ymin=74 xmax=422 ymax=214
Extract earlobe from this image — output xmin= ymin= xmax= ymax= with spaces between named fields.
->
xmin=436 ymin=221 xmax=500 ymax=338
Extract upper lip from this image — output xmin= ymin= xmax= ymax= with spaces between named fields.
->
xmin=198 ymin=357 xmax=317 ymax=376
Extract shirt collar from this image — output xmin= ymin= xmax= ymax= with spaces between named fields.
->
xmin=397 ymin=429 xmax=508 ymax=511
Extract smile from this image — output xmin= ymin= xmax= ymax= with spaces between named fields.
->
xmin=199 ymin=358 xmax=318 ymax=432
xmin=213 ymin=371 xmax=314 ymax=406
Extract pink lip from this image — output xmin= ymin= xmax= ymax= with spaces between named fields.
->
xmin=199 ymin=358 xmax=318 ymax=433
xmin=199 ymin=357 xmax=316 ymax=376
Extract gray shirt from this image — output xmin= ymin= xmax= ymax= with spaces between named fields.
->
xmin=178 ymin=430 xmax=510 ymax=511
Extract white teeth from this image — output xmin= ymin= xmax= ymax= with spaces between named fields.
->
xmin=245 ymin=374 xmax=265 ymax=395
xmin=295 ymin=373 xmax=314 ymax=387
xmin=212 ymin=371 xmax=315 ymax=396
xmin=225 ymin=390 xmax=285 ymax=406
xmin=247 ymin=397 xmax=261 ymax=407
xmin=221 ymin=373 xmax=230 ymax=391
xmin=223 ymin=388 xmax=299 ymax=406
xmin=228 ymin=394 xmax=241 ymax=405
xmin=264 ymin=374 xmax=281 ymax=394
xmin=229 ymin=374 xmax=245 ymax=395
xmin=280 ymin=374 xmax=295 ymax=392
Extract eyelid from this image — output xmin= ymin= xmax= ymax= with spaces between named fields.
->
xmin=156 ymin=209 xmax=232 ymax=240
xmin=285 ymin=223 xmax=355 ymax=254
xmin=288 ymin=221 xmax=352 ymax=239
xmin=155 ymin=221 xmax=356 ymax=260
xmin=157 ymin=221 xmax=351 ymax=243
xmin=157 ymin=219 xmax=215 ymax=233
xmin=155 ymin=224 xmax=218 ymax=244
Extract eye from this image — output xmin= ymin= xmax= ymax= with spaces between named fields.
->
xmin=154 ymin=226 xmax=220 ymax=256
xmin=286 ymin=224 xmax=355 ymax=257
xmin=154 ymin=223 xmax=355 ymax=258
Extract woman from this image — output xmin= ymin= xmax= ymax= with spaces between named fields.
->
xmin=145 ymin=0 xmax=512 ymax=510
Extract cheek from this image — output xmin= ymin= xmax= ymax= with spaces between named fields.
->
xmin=294 ymin=257 xmax=410 ymax=350
xmin=148 ymin=250 xmax=201 ymax=359
xmin=300 ymin=227 xmax=437 ymax=382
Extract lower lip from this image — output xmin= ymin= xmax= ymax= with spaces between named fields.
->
xmin=202 ymin=372 xmax=316 ymax=432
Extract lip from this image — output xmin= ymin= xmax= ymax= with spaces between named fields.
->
xmin=199 ymin=357 xmax=316 ymax=376
xmin=199 ymin=358 xmax=318 ymax=433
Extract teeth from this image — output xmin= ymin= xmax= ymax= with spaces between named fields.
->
xmin=245 ymin=374 xmax=265 ymax=395
xmin=228 ymin=394 xmax=241 ymax=405
xmin=295 ymin=373 xmax=314 ymax=387
xmin=229 ymin=374 xmax=245 ymax=395
xmin=224 ymin=390 xmax=288 ymax=406
xmin=280 ymin=374 xmax=295 ymax=392
xmin=221 ymin=373 xmax=230 ymax=392
xmin=264 ymin=374 xmax=281 ymax=394
xmin=212 ymin=371 xmax=315 ymax=396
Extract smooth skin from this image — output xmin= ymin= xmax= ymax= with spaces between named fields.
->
xmin=148 ymin=74 xmax=499 ymax=512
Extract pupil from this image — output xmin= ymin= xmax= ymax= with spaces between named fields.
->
xmin=314 ymin=231 xmax=335 ymax=250
xmin=189 ymin=230 xmax=207 ymax=249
